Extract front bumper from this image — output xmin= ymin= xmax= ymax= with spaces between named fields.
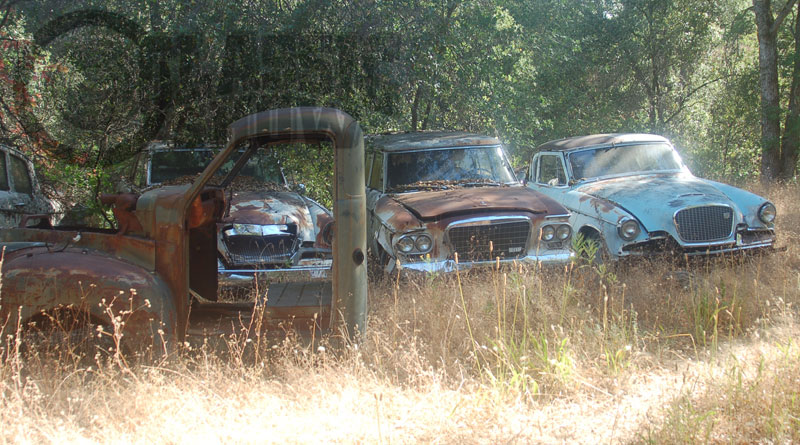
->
xmin=218 ymin=261 xmax=332 ymax=287
xmin=394 ymin=252 xmax=573 ymax=274
xmin=620 ymin=230 xmax=776 ymax=258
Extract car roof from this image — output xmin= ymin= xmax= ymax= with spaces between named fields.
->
xmin=146 ymin=141 xmax=221 ymax=152
xmin=367 ymin=131 xmax=501 ymax=152
xmin=536 ymin=133 xmax=670 ymax=152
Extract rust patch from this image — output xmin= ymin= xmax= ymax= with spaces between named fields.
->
xmin=314 ymin=212 xmax=334 ymax=248
xmin=391 ymin=186 xmax=563 ymax=220
xmin=100 ymin=193 xmax=143 ymax=235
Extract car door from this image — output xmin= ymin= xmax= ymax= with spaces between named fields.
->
xmin=527 ymin=152 xmax=571 ymax=208
xmin=364 ymin=150 xmax=385 ymax=255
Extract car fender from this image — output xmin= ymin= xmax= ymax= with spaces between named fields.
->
xmin=372 ymin=195 xmax=424 ymax=266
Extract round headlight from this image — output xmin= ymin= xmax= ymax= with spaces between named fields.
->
xmin=618 ymin=219 xmax=640 ymax=241
xmin=541 ymin=225 xmax=556 ymax=241
xmin=415 ymin=234 xmax=432 ymax=252
xmin=396 ymin=236 xmax=415 ymax=253
xmin=758 ymin=202 xmax=776 ymax=224
xmin=556 ymin=224 xmax=572 ymax=240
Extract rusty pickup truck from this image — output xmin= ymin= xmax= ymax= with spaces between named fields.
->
xmin=0 ymin=107 xmax=367 ymax=353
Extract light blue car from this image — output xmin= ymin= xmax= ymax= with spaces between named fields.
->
xmin=525 ymin=134 xmax=777 ymax=261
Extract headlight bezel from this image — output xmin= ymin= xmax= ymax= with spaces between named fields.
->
xmin=540 ymin=225 xmax=556 ymax=241
xmin=394 ymin=232 xmax=434 ymax=255
xmin=556 ymin=224 xmax=572 ymax=241
xmin=758 ymin=202 xmax=777 ymax=224
xmin=617 ymin=218 xmax=641 ymax=241
xmin=540 ymin=223 xmax=572 ymax=242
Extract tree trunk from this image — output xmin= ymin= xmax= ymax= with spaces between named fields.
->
xmin=780 ymin=9 xmax=800 ymax=179
xmin=753 ymin=0 xmax=782 ymax=181
xmin=410 ymin=84 xmax=421 ymax=131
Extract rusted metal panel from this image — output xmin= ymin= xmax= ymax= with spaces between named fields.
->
xmin=0 ymin=247 xmax=176 ymax=349
xmin=388 ymin=186 xmax=561 ymax=220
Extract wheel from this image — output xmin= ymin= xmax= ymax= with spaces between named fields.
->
xmin=367 ymin=246 xmax=392 ymax=282
xmin=19 ymin=308 xmax=119 ymax=364
xmin=581 ymin=231 xmax=609 ymax=266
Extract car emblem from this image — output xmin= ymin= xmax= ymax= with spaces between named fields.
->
xmin=723 ymin=212 xmax=730 ymax=220
xmin=479 ymin=200 xmax=489 ymax=206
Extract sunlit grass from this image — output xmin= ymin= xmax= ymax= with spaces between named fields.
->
xmin=0 ymin=183 xmax=798 ymax=443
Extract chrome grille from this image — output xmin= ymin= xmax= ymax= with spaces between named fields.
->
xmin=224 ymin=235 xmax=298 ymax=266
xmin=674 ymin=205 xmax=734 ymax=242
xmin=447 ymin=219 xmax=530 ymax=261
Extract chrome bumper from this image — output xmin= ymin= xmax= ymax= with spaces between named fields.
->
xmin=218 ymin=264 xmax=331 ymax=287
xmin=394 ymin=252 xmax=573 ymax=274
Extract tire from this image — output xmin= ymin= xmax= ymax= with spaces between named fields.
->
xmin=582 ymin=231 xmax=609 ymax=266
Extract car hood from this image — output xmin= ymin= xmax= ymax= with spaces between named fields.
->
xmin=390 ymin=185 xmax=566 ymax=220
xmin=576 ymin=173 xmax=734 ymax=226
xmin=227 ymin=191 xmax=319 ymax=241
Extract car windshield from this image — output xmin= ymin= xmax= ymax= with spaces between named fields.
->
xmin=385 ymin=146 xmax=517 ymax=192
xmin=149 ymin=149 xmax=284 ymax=185
xmin=567 ymin=143 xmax=683 ymax=180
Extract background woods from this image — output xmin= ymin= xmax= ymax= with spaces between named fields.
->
xmin=1 ymin=0 xmax=800 ymax=214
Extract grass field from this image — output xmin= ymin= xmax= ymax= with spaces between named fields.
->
xmin=1 ymin=184 xmax=799 ymax=444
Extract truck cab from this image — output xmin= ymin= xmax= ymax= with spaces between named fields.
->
xmin=0 ymin=108 xmax=367 ymax=354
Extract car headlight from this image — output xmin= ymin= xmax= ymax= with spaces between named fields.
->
xmin=230 ymin=224 xmax=289 ymax=236
xmin=396 ymin=236 xmax=415 ymax=253
xmin=556 ymin=224 xmax=572 ymax=241
xmin=415 ymin=234 xmax=432 ymax=252
xmin=541 ymin=225 xmax=556 ymax=241
xmin=617 ymin=218 xmax=640 ymax=241
xmin=758 ymin=202 xmax=776 ymax=224
xmin=395 ymin=233 xmax=433 ymax=255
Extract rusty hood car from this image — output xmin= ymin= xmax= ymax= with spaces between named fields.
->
xmin=526 ymin=133 xmax=777 ymax=260
xmin=366 ymin=132 xmax=573 ymax=273
xmin=146 ymin=144 xmax=333 ymax=284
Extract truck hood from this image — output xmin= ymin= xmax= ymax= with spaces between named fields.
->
xmin=576 ymin=173 xmax=734 ymax=226
xmin=391 ymin=186 xmax=566 ymax=220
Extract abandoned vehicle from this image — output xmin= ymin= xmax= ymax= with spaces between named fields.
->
xmin=0 ymin=144 xmax=59 ymax=228
xmin=0 ymin=107 xmax=368 ymax=352
xmin=365 ymin=131 xmax=573 ymax=274
xmin=526 ymin=133 xmax=777 ymax=261
xmin=144 ymin=143 xmax=333 ymax=287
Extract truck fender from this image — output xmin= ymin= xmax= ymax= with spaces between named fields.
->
xmin=0 ymin=247 xmax=177 ymax=353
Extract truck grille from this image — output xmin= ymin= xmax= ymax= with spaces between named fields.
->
xmin=224 ymin=234 xmax=297 ymax=266
xmin=674 ymin=205 xmax=734 ymax=242
xmin=447 ymin=219 xmax=530 ymax=261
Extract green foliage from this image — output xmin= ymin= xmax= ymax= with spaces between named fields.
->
xmin=0 ymin=0 xmax=789 ymax=207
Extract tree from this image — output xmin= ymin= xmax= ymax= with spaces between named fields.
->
xmin=752 ymin=0 xmax=798 ymax=180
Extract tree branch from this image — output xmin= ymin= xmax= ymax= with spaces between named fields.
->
xmin=771 ymin=0 xmax=798 ymax=35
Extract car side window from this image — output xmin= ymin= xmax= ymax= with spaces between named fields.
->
xmin=369 ymin=152 xmax=384 ymax=190
xmin=537 ymin=154 xmax=566 ymax=186
xmin=9 ymin=154 xmax=33 ymax=195
xmin=0 ymin=152 xmax=9 ymax=191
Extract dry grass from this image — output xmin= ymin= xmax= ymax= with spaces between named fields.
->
xmin=1 ymin=183 xmax=799 ymax=444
